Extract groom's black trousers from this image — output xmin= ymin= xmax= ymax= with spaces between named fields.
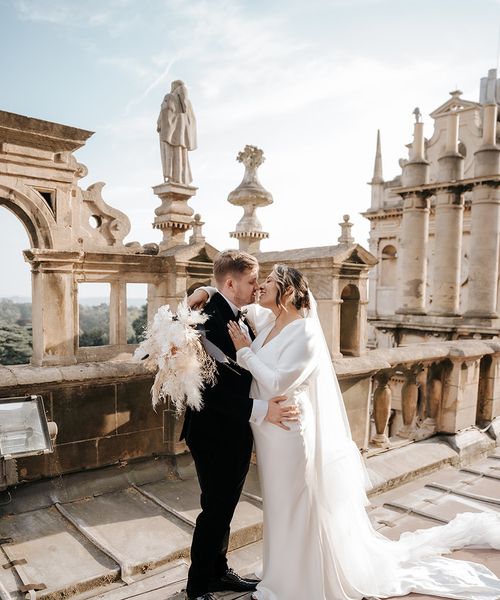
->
xmin=186 ymin=430 xmax=253 ymax=595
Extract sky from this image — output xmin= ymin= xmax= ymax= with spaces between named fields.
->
xmin=0 ymin=0 xmax=499 ymax=298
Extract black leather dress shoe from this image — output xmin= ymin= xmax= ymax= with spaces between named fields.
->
xmin=186 ymin=593 xmax=216 ymax=600
xmin=207 ymin=567 xmax=259 ymax=592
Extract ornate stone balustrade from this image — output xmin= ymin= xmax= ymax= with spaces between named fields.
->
xmin=0 ymin=340 xmax=498 ymax=487
xmin=335 ymin=339 xmax=500 ymax=454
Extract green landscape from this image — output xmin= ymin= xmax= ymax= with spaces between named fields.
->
xmin=0 ymin=299 xmax=147 ymax=365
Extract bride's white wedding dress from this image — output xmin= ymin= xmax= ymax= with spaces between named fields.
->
xmin=234 ymin=300 xmax=500 ymax=600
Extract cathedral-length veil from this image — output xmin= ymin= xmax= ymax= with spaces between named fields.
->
xmin=304 ymin=293 xmax=500 ymax=599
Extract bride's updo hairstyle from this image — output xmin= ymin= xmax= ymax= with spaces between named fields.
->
xmin=271 ymin=264 xmax=311 ymax=311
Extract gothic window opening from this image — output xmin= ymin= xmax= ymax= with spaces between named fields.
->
xmin=340 ymin=284 xmax=360 ymax=356
xmin=380 ymin=244 xmax=397 ymax=287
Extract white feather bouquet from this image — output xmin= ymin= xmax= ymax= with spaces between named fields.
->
xmin=133 ymin=299 xmax=216 ymax=413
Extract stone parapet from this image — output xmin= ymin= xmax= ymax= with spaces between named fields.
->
xmin=1 ymin=338 xmax=499 ymax=487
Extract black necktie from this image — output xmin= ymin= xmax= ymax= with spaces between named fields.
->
xmin=235 ymin=310 xmax=241 ymax=322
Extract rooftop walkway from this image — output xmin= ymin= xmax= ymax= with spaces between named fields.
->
xmin=0 ymin=440 xmax=499 ymax=600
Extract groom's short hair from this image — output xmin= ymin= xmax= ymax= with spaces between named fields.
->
xmin=213 ymin=250 xmax=258 ymax=283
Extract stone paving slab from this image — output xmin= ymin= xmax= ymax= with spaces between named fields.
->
xmin=60 ymin=488 xmax=193 ymax=577
xmin=139 ymin=479 xmax=202 ymax=524
xmin=366 ymin=440 xmax=457 ymax=492
xmin=138 ymin=478 xmax=263 ymax=551
xmin=0 ymin=506 xmax=118 ymax=599
xmin=370 ymin=511 xmax=439 ymax=540
xmin=88 ymin=543 xmax=260 ymax=600
xmin=2 ymin=451 xmax=500 ymax=600
xmin=84 ymin=560 xmax=189 ymax=600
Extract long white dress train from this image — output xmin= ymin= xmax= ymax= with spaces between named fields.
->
xmin=236 ymin=305 xmax=500 ymax=600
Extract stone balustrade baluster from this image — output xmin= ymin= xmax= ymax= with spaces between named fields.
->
xmin=425 ymin=376 xmax=442 ymax=429
xmin=371 ymin=374 xmax=392 ymax=447
xmin=398 ymin=370 xmax=420 ymax=439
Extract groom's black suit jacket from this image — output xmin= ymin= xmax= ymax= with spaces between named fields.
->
xmin=180 ymin=292 xmax=254 ymax=446
xmin=181 ymin=292 xmax=255 ymax=594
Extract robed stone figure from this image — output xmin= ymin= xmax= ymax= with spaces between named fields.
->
xmin=157 ymin=80 xmax=197 ymax=185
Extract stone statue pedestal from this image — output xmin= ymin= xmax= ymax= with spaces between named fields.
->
xmin=152 ymin=181 xmax=197 ymax=251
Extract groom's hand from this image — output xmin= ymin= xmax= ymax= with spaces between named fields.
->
xmin=266 ymin=396 xmax=300 ymax=431
xmin=187 ymin=288 xmax=209 ymax=310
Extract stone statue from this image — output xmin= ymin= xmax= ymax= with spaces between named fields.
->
xmin=157 ymin=80 xmax=197 ymax=185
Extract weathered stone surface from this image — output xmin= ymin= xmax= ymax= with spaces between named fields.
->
xmin=52 ymin=384 xmax=117 ymax=444
xmin=115 ymin=380 xmax=161 ymax=435
xmin=97 ymin=429 xmax=165 ymax=465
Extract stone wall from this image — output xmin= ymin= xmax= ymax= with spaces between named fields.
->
xmin=0 ymin=362 xmax=185 ymax=483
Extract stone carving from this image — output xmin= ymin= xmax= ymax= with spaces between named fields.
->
xmin=228 ymin=145 xmax=273 ymax=253
xmin=337 ymin=215 xmax=354 ymax=246
xmin=81 ymin=182 xmax=131 ymax=247
xmin=157 ymin=80 xmax=197 ymax=185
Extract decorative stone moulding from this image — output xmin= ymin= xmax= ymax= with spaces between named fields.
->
xmin=152 ymin=181 xmax=197 ymax=251
xmin=80 ymin=182 xmax=132 ymax=248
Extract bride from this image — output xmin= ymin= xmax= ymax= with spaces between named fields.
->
xmin=194 ymin=264 xmax=500 ymax=600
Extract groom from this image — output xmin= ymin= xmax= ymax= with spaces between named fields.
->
xmin=181 ymin=250 xmax=297 ymax=600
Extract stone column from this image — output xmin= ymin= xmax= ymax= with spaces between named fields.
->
xmin=441 ymin=356 xmax=481 ymax=433
xmin=465 ymin=104 xmax=500 ymax=318
xmin=152 ymin=182 xmax=196 ymax=251
xmin=396 ymin=193 xmax=429 ymax=314
xmin=367 ymin=232 xmax=378 ymax=318
xmin=28 ymin=253 xmax=78 ymax=366
xmin=477 ymin=346 xmax=500 ymax=425
xmin=109 ymin=282 xmax=127 ymax=346
xmin=431 ymin=112 xmax=464 ymax=315
xmin=430 ymin=192 xmax=464 ymax=315
xmin=396 ymin=118 xmax=430 ymax=315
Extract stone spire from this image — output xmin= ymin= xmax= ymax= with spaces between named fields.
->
xmin=369 ymin=130 xmax=384 ymax=210
xmin=228 ymin=145 xmax=273 ymax=253
xmin=372 ymin=129 xmax=383 ymax=184
xmin=337 ymin=214 xmax=354 ymax=246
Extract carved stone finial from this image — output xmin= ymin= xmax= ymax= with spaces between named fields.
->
xmin=229 ymin=145 xmax=273 ymax=253
xmin=237 ymin=145 xmax=265 ymax=170
xmin=413 ymin=107 xmax=421 ymax=123
xmin=338 ymin=214 xmax=355 ymax=246
xmin=189 ymin=213 xmax=205 ymax=245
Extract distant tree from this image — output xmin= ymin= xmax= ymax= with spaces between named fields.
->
xmin=79 ymin=328 xmax=109 ymax=347
xmin=0 ymin=300 xmax=21 ymax=325
xmin=17 ymin=303 xmax=32 ymax=325
xmin=130 ymin=304 xmax=147 ymax=343
xmin=78 ymin=303 xmax=109 ymax=347
xmin=0 ymin=322 xmax=32 ymax=365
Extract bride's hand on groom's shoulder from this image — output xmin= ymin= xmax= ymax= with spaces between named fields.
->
xmin=266 ymin=396 xmax=300 ymax=431
xmin=187 ymin=288 xmax=209 ymax=310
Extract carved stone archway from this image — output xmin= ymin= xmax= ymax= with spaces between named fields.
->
xmin=0 ymin=182 xmax=56 ymax=249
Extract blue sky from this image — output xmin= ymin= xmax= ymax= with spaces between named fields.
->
xmin=0 ymin=0 xmax=499 ymax=297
